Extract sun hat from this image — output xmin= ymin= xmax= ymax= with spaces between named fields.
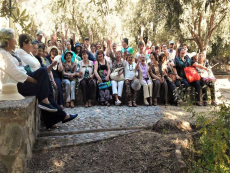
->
xmin=0 ymin=83 xmax=25 ymax=101
xmin=75 ymin=43 xmax=82 ymax=47
xmin=64 ymin=51 xmax=73 ymax=60
xmin=131 ymin=79 xmax=141 ymax=91
xmin=169 ymin=40 xmax=175 ymax=45
xmin=36 ymin=30 xmax=43 ymax=36
xmin=48 ymin=46 xmax=59 ymax=55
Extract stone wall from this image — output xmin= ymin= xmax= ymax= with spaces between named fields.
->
xmin=0 ymin=96 xmax=40 ymax=173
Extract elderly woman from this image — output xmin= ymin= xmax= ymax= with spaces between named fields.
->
xmin=0 ymin=28 xmax=78 ymax=129
xmin=79 ymin=50 xmax=95 ymax=107
xmin=94 ymin=50 xmax=112 ymax=106
xmin=62 ymin=51 xmax=78 ymax=108
xmin=45 ymin=46 xmax=64 ymax=108
xmin=149 ymin=52 xmax=168 ymax=106
xmin=124 ymin=54 xmax=139 ymax=107
xmin=111 ymin=51 xmax=124 ymax=105
xmin=193 ymin=52 xmax=216 ymax=106
xmin=137 ymin=54 xmax=153 ymax=106
xmin=175 ymin=47 xmax=208 ymax=106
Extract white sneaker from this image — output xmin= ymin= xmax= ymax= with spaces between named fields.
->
xmin=115 ymin=100 xmax=122 ymax=106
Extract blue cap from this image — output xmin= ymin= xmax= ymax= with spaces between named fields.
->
xmin=75 ymin=43 xmax=81 ymax=47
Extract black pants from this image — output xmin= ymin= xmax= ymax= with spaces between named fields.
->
xmin=80 ymin=79 xmax=95 ymax=103
xmin=181 ymin=79 xmax=201 ymax=102
xmin=200 ymin=80 xmax=215 ymax=101
xmin=167 ymin=80 xmax=180 ymax=103
xmin=18 ymin=67 xmax=50 ymax=102
xmin=17 ymin=67 xmax=66 ymax=129
xmin=54 ymin=77 xmax=64 ymax=106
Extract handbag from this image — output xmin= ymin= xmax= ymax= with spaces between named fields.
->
xmin=184 ymin=66 xmax=201 ymax=83
xmin=98 ymin=81 xmax=112 ymax=90
xmin=24 ymin=65 xmax=33 ymax=74
xmin=110 ymin=67 xmax=124 ymax=81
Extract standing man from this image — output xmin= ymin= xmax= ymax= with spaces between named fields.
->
xmin=33 ymin=30 xmax=43 ymax=44
xmin=167 ymin=40 xmax=176 ymax=62
xmin=121 ymin=38 xmax=133 ymax=60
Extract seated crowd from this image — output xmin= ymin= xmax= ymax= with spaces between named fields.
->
xmin=0 ymin=27 xmax=217 ymax=117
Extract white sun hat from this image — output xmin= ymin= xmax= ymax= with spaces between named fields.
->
xmin=0 ymin=83 xmax=25 ymax=101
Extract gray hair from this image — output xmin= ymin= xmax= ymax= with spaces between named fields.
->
xmin=0 ymin=28 xmax=14 ymax=48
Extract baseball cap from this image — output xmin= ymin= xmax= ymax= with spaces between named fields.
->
xmin=169 ymin=40 xmax=175 ymax=45
xmin=84 ymin=37 xmax=89 ymax=41
xmin=36 ymin=30 xmax=43 ymax=36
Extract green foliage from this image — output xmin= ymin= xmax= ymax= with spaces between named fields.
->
xmin=0 ymin=0 xmax=32 ymax=32
xmin=186 ymin=104 xmax=230 ymax=172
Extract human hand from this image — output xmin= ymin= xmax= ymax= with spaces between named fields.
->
xmin=177 ymin=40 xmax=180 ymax=48
xmin=44 ymin=34 xmax=48 ymax=39
xmin=105 ymin=76 xmax=110 ymax=81
xmin=90 ymin=74 xmax=94 ymax=79
xmin=176 ymin=75 xmax=181 ymax=80
xmin=98 ymin=78 xmax=102 ymax=83
xmin=141 ymin=25 xmax=145 ymax=31
xmin=65 ymin=25 xmax=68 ymax=32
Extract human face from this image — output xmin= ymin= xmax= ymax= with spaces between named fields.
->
xmin=38 ymin=48 xmax=44 ymax=57
xmin=169 ymin=43 xmax=174 ymax=50
xmin=65 ymin=53 xmax=72 ymax=62
xmin=115 ymin=52 xmax=121 ymax=61
xmin=112 ymin=45 xmax=116 ymax=52
xmin=82 ymin=53 xmax=88 ymax=61
xmin=23 ymin=41 xmax=32 ymax=54
xmin=37 ymin=35 xmax=42 ymax=42
xmin=179 ymin=48 xmax=185 ymax=58
xmin=183 ymin=45 xmax=188 ymax=53
xmin=91 ymin=46 xmax=96 ymax=52
xmin=57 ymin=42 xmax=62 ymax=51
xmin=127 ymin=55 xmax=133 ymax=64
xmin=139 ymin=44 xmax=144 ymax=52
xmin=85 ymin=40 xmax=89 ymax=48
xmin=162 ymin=45 xmax=167 ymax=52
xmin=140 ymin=55 xmax=145 ymax=63
xmin=122 ymin=40 xmax=127 ymax=48
xmin=192 ymin=55 xmax=198 ymax=63
xmin=50 ymin=48 xmax=58 ymax=59
xmin=8 ymin=35 xmax=16 ymax=51
xmin=155 ymin=49 xmax=159 ymax=55
xmin=96 ymin=42 xmax=101 ymax=50
xmin=31 ymin=44 xmax=38 ymax=56
xmin=76 ymin=46 xmax=81 ymax=53
xmin=150 ymin=54 xmax=156 ymax=63
xmin=151 ymin=46 xmax=155 ymax=52
xmin=66 ymin=42 xmax=71 ymax=50
xmin=48 ymin=40 xmax=51 ymax=47
xmin=97 ymin=52 xmax=103 ymax=61
xmin=199 ymin=53 xmax=204 ymax=63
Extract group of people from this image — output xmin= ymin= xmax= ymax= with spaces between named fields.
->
xmin=0 ymin=27 xmax=217 ymax=128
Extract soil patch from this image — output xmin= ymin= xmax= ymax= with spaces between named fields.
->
xmin=27 ymin=131 xmax=185 ymax=173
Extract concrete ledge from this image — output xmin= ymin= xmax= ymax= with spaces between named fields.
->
xmin=0 ymin=96 xmax=40 ymax=173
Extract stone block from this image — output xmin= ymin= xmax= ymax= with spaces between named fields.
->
xmin=0 ymin=96 xmax=40 ymax=173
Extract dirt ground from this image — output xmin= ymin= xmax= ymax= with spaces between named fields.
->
xmin=27 ymin=131 xmax=188 ymax=173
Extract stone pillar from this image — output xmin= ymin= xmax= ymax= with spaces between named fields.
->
xmin=0 ymin=96 xmax=40 ymax=173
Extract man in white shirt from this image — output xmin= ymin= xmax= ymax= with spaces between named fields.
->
xmin=167 ymin=40 xmax=176 ymax=61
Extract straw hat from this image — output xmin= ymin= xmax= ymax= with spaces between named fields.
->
xmin=0 ymin=83 xmax=25 ymax=101
xmin=131 ymin=79 xmax=141 ymax=91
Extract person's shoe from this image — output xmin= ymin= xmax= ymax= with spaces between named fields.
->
xmin=115 ymin=100 xmax=122 ymax=106
xmin=203 ymin=101 xmax=207 ymax=106
xmin=165 ymin=100 xmax=168 ymax=106
xmin=132 ymin=101 xmax=137 ymax=107
xmin=62 ymin=114 xmax=78 ymax=123
xmin=65 ymin=102 xmax=70 ymax=108
xmin=211 ymin=101 xmax=217 ymax=106
xmin=88 ymin=100 xmax=92 ymax=107
xmin=85 ymin=101 xmax=88 ymax=108
xmin=38 ymin=102 xmax=57 ymax=112
xmin=70 ymin=101 xmax=74 ymax=108
xmin=154 ymin=99 xmax=157 ymax=106
xmin=128 ymin=101 xmax=132 ymax=107
xmin=144 ymin=100 xmax=149 ymax=106
xmin=196 ymin=101 xmax=202 ymax=106
xmin=149 ymin=99 xmax=153 ymax=106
